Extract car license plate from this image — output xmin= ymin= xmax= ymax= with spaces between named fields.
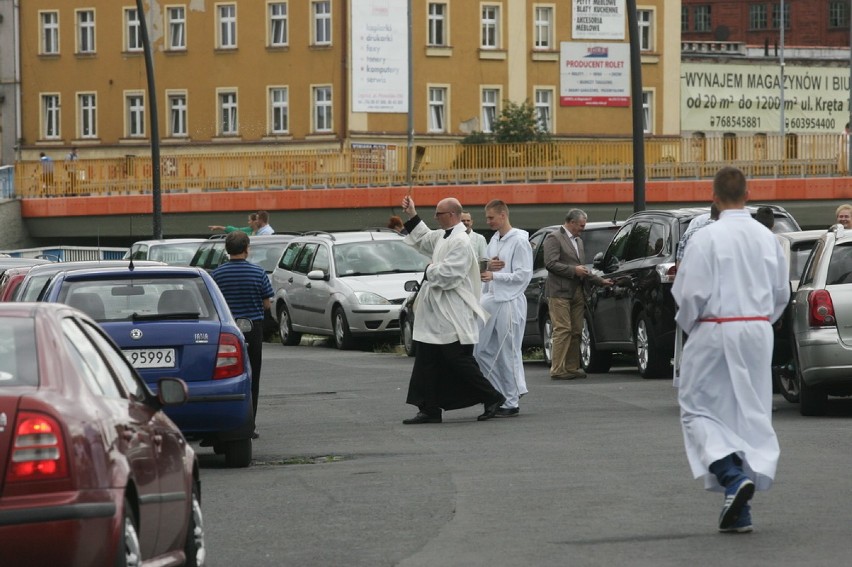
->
xmin=123 ymin=348 xmax=176 ymax=368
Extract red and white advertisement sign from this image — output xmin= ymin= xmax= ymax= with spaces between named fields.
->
xmin=560 ymin=42 xmax=630 ymax=107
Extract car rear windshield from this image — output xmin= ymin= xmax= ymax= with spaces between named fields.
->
xmin=334 ymin=241 xmax=429 ymax=276
xmin=0 ymin=317 xmax=38 ymax=386
xmin=826 ymin=243 xmax=852 ymax=285
xmin=58 ymin=277 xmax=219 ymax=322
xmin=790 ymin=241 xmax=818 ymax=281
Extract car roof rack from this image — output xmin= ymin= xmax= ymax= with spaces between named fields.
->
xmin=302 ymin=230 xmax=336 ymax=241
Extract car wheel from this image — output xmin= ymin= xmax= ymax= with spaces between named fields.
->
xmin=777 ymin=364 xmax=800 ymax=404
xmin=541 ymin=311 xmax=553 ymax=366
xmin=183 ymin=481 xmax=206 ymax=567
xmin=115 ymin=498 xmax=141 ymax=567
xmin=277 ymin=305 xmax=301 ymax=346
xmin=634 ymin=312 xmax=670 ymax=379
xmin=581 ymin=314 xmax=612 ymax=373
xmin=224 ymin=438 xmax=252 ymax=468
xmin=333 ymin=307 xmax=355 ymax=350
xmin=799 ymin=377 xmax=827 ymax=416
xmin=401 ymin=315 xmax=416 ymax=357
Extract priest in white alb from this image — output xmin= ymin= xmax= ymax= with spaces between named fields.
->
xmin=672 ymin=166 xmax=789 ymax=534
xmin=474 ymin=200 xmax=533 ymax=417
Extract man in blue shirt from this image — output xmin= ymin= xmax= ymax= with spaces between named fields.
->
xmin=212 ymin=231 xmax=274 ymax=438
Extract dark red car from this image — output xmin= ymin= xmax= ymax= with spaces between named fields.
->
xmin=0 ymin=303 xmax=205 ymax=566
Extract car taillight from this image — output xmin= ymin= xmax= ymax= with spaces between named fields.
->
xmin=6 ymin=412 xmax=69 ymax=483
xmin=214 ymin=332 xmax=245 ymax=380
xmin=808 ymin=289 xmax=836 ymax=327
xmin=656 ymin=263 xmax=677 ymax=284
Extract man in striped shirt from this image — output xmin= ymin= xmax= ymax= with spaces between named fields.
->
xmin=212 ymin=231 xmax=274 ymax=438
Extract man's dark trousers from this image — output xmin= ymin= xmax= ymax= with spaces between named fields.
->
xmin=245 ymin=319 xmax=264 ymax=418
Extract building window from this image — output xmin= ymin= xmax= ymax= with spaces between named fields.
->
xmin=772 ymin=2 xmax=790 ymax=29
xmin=167 ymin=6 xmax=186 ymax=50
xmin=126 ymin=94 xmax=146 ymax=138
xmin=218 ymin=91 xmax=238 ymax=135
xmin=42 ymin=94 xmax=60 ymax=139
xmin=269 ymin=2 xmax=288 ymax=47
xmin=681 ymin=6 xmax=688 ymax=32
xmin=313 ymin=86 xmax=332 ymax=132
xmin=481 ymin=89 xmax=499 ymax=133
xmin=41 ymin=11 xmax=60 ymax=55
xmin=534 ymin=89 xmax=552 ymax=133
xmin=427 ymin=2 xmax=447 ymax=46
xmin=638 ymin=10 xmax=653 ymax=51
xmin=270 ymin=87 xmax=289 ymax=134
xmin=312 ymin=1 xmax=332 ymax=46
xmin=642 ymin=91 xmax=653 ymax=134
xmin=125 ymin=8 xmax=142 ymax=51
xmin=428 ymin=86 xmax=447 ymax=133
xmin=829 ymin=1 xmax=849 ymax=28
xmin=481 ymin=5 xmax=500 ymax=49
xmin=168 ymin=93 xmax=187 ymax=137
xmin=78 ymin=93 xmax=97 ymax=138
xmin=217 ymin=4 xmax=237 ymax=49
xmin=533 ymin=6 xmax=553 ymax=50
xmin=749 ymin=4 xmax=767 ymax=30
xmin=694 ymin=5 xmax=711 ymax=32
xmin=77 ymin=10 xmax=96 ymax=54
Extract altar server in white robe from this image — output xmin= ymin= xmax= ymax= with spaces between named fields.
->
xmin=474 ymin=200 xmax=533 ymax=417
xmin=673 ymin=166 xmax=789 ymax=534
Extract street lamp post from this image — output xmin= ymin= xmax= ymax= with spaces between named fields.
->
xmin=135 ymin=0 xmax=162 ymax=239
xmin=626 ymin=0 xmax=645 ymax=212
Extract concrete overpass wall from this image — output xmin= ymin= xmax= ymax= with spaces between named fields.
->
xmin=0 ymin=199 xmax=34 ymax=250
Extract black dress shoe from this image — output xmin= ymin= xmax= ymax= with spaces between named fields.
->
xmin=477 ymin=397 xmax=505 ymax=421
xmin=495 ymin=407 xmax=519 ymax=418
xmin=403 ymin=412 xmax=442 ymax=424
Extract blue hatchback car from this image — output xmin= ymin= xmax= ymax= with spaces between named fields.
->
xmin=40 ymin=265 xmax=255 ymax=467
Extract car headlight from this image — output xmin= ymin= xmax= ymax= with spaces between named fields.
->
xmin=354 ymin=291 xmax=391 ymax=305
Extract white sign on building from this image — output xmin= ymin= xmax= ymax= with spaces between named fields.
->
xmin=682 ymin=62 xmax=850 ymax=133
xmin=351 ymin=0 xmax=408 ymax=113
xmin=560 ymin=42 xmax=630 ymax=107
xmin=572 ymin=0 xmax=625 ymax=41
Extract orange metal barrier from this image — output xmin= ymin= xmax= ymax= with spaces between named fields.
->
xmin=14 ymin=133 xmax=849 ymax=198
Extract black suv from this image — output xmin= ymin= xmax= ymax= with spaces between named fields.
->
xmin=581 ymin=204 xmax=800 ymax=378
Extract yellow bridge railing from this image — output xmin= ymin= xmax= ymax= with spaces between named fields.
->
xmin=14 ymin=133 xmax=848 ymax=198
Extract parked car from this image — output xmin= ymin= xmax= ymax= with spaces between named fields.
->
xmin=583 ymin=204 xmax=801 ymax=378
xmin=0 ymin=257 xmax=53 ymax=278
xmin=0 ymin=302 xmax=204 ymax=566
xmin=272 ymin=230 xmax=429 ymax=349
xmin=771 ymin=230 xmax=825 ymax=402
xmin=11 ymin=260 xmax=165 ymax=302
xmin=40 ymin=265 xmax=255 ymax=465
xmin=124 ymin=238 xmax=207 ymax=266
xmin=789 ymin=226 xmax=852 ymax=415
xmin=192 ymin=234 xmax=300 ymax=340
xmin=0 ymin=266 xmax=36 ymax=301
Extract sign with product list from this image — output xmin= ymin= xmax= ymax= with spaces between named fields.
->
xmin=351 ymin=0 xmax=409 ymax=113
xmin=560 ymin=42 xmax=630 ymax=107
xmin=572 ymin=0 xmax=625 ymax=40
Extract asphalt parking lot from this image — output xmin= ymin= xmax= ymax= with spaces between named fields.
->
xmin=198 ymin=341 xmax=852 ymax=567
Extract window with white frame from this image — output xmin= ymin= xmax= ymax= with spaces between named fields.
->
xmin=481 ymin=5 xmax=500 ymax=49
xmin=168 ymin=93 xmax=188 ymax=137
xmin=533 ymin=6 xmax=553 ymax=50
xmin=313 ymin=86 xmax=332 ymax=132
xmin=749 ymin=4 xmax=767 ymax=30
xmin=41 ymin=11 xmax=60 ymax=55
xmin=125 ymin=8 xmax=142 ymax=51
xmin=77 ymin=10 xmax=95 ymax=54
xmin=42 ymin=94 xmax=60 ymax=139
xmin=218 ymin=4 xmax=237 ymax=48
xmin=78 ymin=93 xmax=97 ymax=138
xmin=270 ymin=87 xmax=289 ymax=134
xmin=694 ymin=5 xmax=711 ymax=32
xmin=126 ymin=93 xmax=145 ymax=137
xmin=218 ymin=91 xmax=238 ymax=135
xmin=427 ymin=2 xmax=447 ymax=46
xmin=830 ymin=1 xmax=849 ymax=28
xmin=534 ymin=89 xmax=553 ymax=133
xmin=428 ymin=87 xmax=447 ymax=133
xmin=638 ymin=10 xmax=653 ymax=51
xmin=642 ymin=91 xmax=653 ymax=134
xmin=681 ymin=6 xmax=688 ymax=31
xmin=167 ymin=6 xmax=186 ymax=50
xmin=312 ymin=1 xmax=332 ymax=45
xmin=269 ymin=2 xmax=288 ymax=47
xmin=481 ymin=89 xmax=499 ymax=133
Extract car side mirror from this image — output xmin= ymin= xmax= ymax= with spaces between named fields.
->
xmin=404 ymin=280 xmax=420 ymax=292
xmin=157 ymin=377 xmax=188 ymax=406
xmin=592 ymin=252 xmax=604 ymax=270
xmin=307 ymin=269 xmax=328 ymax=281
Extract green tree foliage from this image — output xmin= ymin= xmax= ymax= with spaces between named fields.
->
xmin=492 ymin=100 xmax=550 ymax=144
